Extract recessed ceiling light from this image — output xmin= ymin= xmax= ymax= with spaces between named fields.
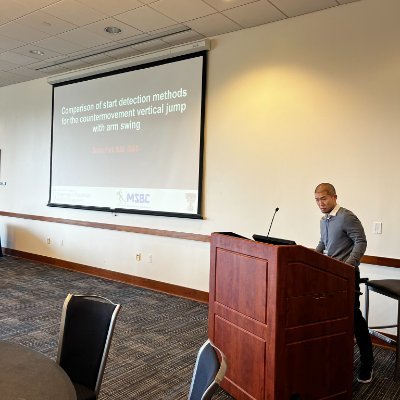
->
xmin=105 ymin=26 xmax=122 ymax=34
xmin=30 ymin=50 xmax=45 ymax=56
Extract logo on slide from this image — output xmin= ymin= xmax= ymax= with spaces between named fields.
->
xmin=117 ymin=190 xmax=126 ymax=204
xmin=116 ymin=190 xmax=150 ymax=207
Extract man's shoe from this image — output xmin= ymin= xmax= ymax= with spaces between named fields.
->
xmin=357 ymin=367 xmax=373 ymax=383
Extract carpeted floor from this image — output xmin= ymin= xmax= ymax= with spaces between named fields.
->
xmin=0 ymin=255 xmax=399 ymax=399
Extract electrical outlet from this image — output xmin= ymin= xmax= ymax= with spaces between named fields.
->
xmin=136 ymin=253 xmax=141 ymax=262
xmin=373 ymin=222 xmax=382 ymax=234
xmin=46 ymin=238 xmax=51 ymax=245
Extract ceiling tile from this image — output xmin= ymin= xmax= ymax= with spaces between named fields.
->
xmin=42 ymin=0 xmax=107 ymax=26
xmin=202 ymin=0 xmax=259 ymax=12
xmin=11 ymin=44 xmax=63 ymax=60
xmin=0 ymin=70 xmax=30 ymax=85
xmin=0 ymin=58 xmax=20 ymax=71
xmin=22 ymin=0 xmax=63 ymax=8
xmin=0 ymin=34 xmax=25 ymax=51
xmin=84 ymin=17 xmax=143 ymax=41
xmin=151 ymin=0 xmax=216 ymax=22
xmin=269 ymin=0 xmax=338 ymax=18
xmin=34 ymin=36 xmax=87 ymax=54
xmin=0 ymin=0 xmax=35 ymax=25
xmin=0 ymin=51 xmax=40 ymax=66
xmin=76 ymin=0 xmax=143 ymax=15
xmin=6 ymin=66 xmax=48 ymax=79
xmin=16 ymin=10 xmax=77 ymax=35
xmin=186 ymin=13 xmax=242 ymax=37
xmin=0 ymin=22 xmax=52 ymax=42
xmin=59 ymin=27 xmax=112 ymax=47
xmin=0 ymin=79 xmax=17 ymax=87
xmin=115 ymin=6 xmax=177 ymax=32
xmin=223 ymin=0 xmax=286 ymax=28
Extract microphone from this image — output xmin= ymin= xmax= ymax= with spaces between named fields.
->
xmin=267 ymin=207 xmax=279 ymax=237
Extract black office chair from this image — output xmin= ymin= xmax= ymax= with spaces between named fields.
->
xmin=364 ymin=279 xmax=400 ymax=377
xmin=188 ymin=339 xmax=227 ymax=400
xmin=57 ymin=293 xmax=121 ymax=400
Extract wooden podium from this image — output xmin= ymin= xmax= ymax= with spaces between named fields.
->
xmin=208 ymin=233 xmax=355 ymax=400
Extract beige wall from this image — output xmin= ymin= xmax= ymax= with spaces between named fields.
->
xmin=1 ymin=0 xmax=400 ymax=327
xmin=203 ymin=0 xmax=400 ymax=257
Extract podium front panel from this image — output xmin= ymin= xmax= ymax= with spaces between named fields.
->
xmin=285 ymin=261 xmax=350 ymax=327
xmin=282 ymin=332 xmax=352 ymax=399
xmin=215 ymin=248 xmax=268 ymax=323
xmin=215 ymin=315 xmax=265 ymax=400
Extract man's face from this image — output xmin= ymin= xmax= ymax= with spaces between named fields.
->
xmin=315 ymin=191 xmax=337 ymax=214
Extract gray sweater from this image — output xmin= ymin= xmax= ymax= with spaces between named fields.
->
xmin=316 ymin=207 xmax=367 ymax=267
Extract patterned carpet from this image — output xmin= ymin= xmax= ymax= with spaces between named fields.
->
xmin=0 ymin=255 xmax=399 ymax=399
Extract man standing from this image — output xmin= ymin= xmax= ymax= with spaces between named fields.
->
xmin=314 ymin=183 xmax=374 ymax=383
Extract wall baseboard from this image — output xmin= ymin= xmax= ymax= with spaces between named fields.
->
xmin=3 ymin=248 xmax=209 ymax=304
xmin=370 ymin=332 xmax=396 ymax=351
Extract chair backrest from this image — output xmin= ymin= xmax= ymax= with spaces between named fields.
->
xmin=57 ymin=293 xmax=121 ymax=395
xmin=188 ymin=339 xmax=227 ymax=400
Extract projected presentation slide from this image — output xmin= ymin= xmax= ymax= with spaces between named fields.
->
xmin=49 ymin=53 xmax=206 ymax=218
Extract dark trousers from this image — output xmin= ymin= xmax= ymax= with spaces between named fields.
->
xmin=354 ymin=269 xmax=374 ymax=369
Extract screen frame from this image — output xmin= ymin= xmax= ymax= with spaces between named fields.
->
xmin=48 ymin=51 xmax=207 ymax=219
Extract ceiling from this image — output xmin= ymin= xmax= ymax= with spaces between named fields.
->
xmin=0 ymin=0 xmax=361 ymax=88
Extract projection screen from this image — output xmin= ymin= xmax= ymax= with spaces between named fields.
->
xmin=48 ymin=53 xmax=206 ymax=218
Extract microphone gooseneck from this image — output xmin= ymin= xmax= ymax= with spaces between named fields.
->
xmin=267 ymin=207 xmax=280 ymax=237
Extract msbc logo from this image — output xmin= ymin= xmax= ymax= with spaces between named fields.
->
xmin=126 ymin=193 xmax=150 ymax=204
